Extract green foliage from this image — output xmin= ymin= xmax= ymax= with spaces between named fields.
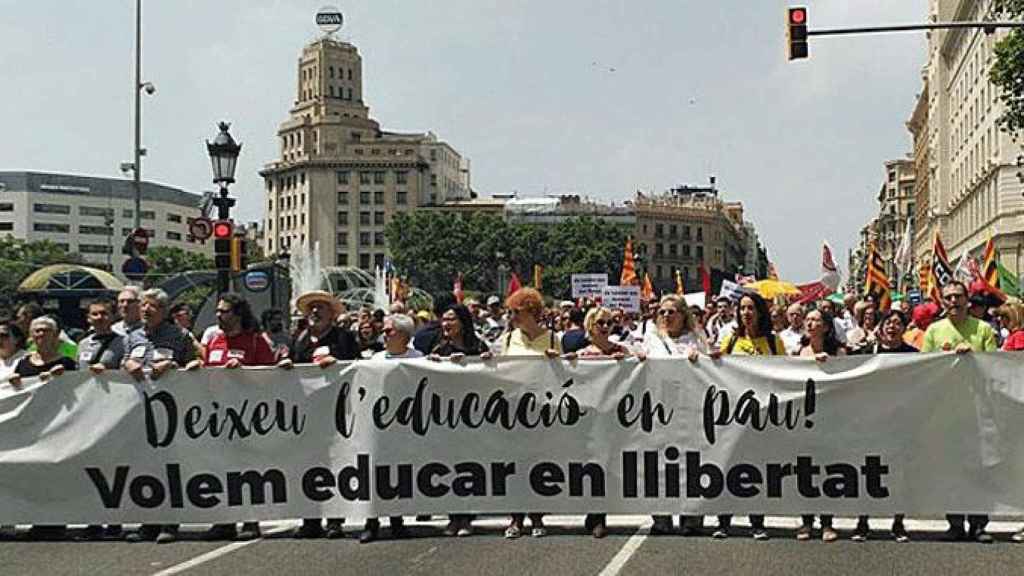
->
xmin=384 ymin=212 xmax=628 ymax=299
xmin=989 ymin=2 xmax=1024 ymax=137
xmin=143 ymin=246 xmax=214 ymax=285
xmin=0 ymin=236 xmax=86 ymax=308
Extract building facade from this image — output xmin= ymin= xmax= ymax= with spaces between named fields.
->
xmin=877 ymin=159 xmax=917 ymax=286
xmin=260 ymin=33 xmax=471 ymax=271
xmin=633 ymin=184 xmax=751 ymax=293
xmin=919 ymin=0 xmax=1024 ymax=276
xmin=0 ymin=171 xmax=210 ymax=272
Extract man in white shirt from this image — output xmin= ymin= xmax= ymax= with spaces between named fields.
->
xmin=779 ymin=302 xmax=805 ymax=355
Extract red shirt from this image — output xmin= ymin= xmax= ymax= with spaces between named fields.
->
xmin=204 ymin=330 xmax=276 ymax=366
xmin=1002 ymin=330 xmax=1024 ymax=352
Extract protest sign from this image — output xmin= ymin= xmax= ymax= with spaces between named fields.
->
xmin=1 ymin=355 xmax=1023 ymax=523
xmin=571 ymin=274 xmax=609 ymax=298
xmin=601 ymin=286 xmax=640 ymax=312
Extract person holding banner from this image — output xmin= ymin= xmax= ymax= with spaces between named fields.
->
xmin=637 ymin=295 xmax=711 ymax=535
xmin=795 ymin=308 xmax=845 ymax=542
xmin=921 ymin=280 xmax=997 ymax=543
xmin=578 ymin=306 xmax=634 ymax=539
xmin=716 ymin=292 xmax=784 ymax=541
xmin=844 ymin=301 xmax=878 ymax=354
xmin=997 ymin=302 xmax=1024 ymax=352
xmin=280 ymin=290 xmax=359 ymax=540
xmin=500 ymin=288 xmax=563 ymax=539
xmin=429 ymin=304 xmax=491 ymax=361
xmin=201 ymin=294 xmax=276 ymax=542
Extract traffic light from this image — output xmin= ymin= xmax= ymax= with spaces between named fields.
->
xmin=213 ymin=220 xmax=233 ymax=270
xmin=787 ymin=6 xmax=808 ymax=60
xmin=230 ymin=234 xmax=246 ymax=273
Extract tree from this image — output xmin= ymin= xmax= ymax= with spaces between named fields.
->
xmin=143 ymin=246 xmax=216 ymax=311
xmin=989 ymin=2 xmax=1024 ymax=136
xmin=385 ymin=212 xmax=628 ymax=300
xmin=0 ymin=236 xmax=86 ymax=309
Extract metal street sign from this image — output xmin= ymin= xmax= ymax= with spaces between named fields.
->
xmin=190 ymin=217 xmax=213 ymax=241
xmin=316 ymin=6 xmax=343 ymax=35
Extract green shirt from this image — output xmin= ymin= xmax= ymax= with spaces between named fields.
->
xmin=920 ymin=317 xmax=997 ymax=353
xmin=28 ymin=338 xmax=79 ymax=361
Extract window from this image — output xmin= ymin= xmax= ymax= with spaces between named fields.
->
xmin=374 ymin=211 xmax=385 ymax=225
xmin=655 ymin=224 xmax=664 ymax=237
xmin=396 ymin=171 xmax=408 ymax=184
xmin=656 ymin=265 xmax=663 ymax=279
xmin=655 ymin=243 xmax=664 ymax=256
xmin=337 ymin=232 xmax=347 ymax=246
xmin=371 ymin=149 xmax=381 ymax=156
xmin=683 ymin=245 xmax=691 ymax=258
xmin=683 ymin=225 xmax=691 ymax=239
xmin=360 ymin=191 xmax=370 ymax=204
xmin=696 ymin=227 xmax=703 ymax=241
xmin=167 ymin=213 xmax=182 ymax=223
xmin=360 ymin=211 xmax=370 ymax=225
xmin=0 ymin=222 xmax=12 ymax=231
xmin=337 ymin=170 xmax=349 ymax=184
xmin=374 ymin=254 xmax=385 ymax=269
xmin=34 ymin=223 xmax=70 ymax=233
xmin=374 ymin=232 xmax=384 ymax=245
xmin=696 ymin=245 xmax=704 ymax=260
xmin=336 ymin=253 xmax=348 ymax=266
xmin=338 ymin=192 xmax=348 ymax=204
xmin=79 ymin=225 xmax=113 ymax=236
xmin=140 ymin=210 xmax=155 ymax=220
xmin=0 ymin=203 xmax=12 ymax=212
xmin=348 ymin=69 xmax=353 ymax=81
xmin=33 ymin=203 xmax=70 ymax=214
xmin=166 ymin=231 xmax=182 ymax=241
xmin=374 ymin=171 xmax=385 ymax=184
xmin=360 ymin=171 xmax=371 ymax=185
xmin=373 ymin=191 xmax=383 ymax=204
xmin=430 ymin=149 xmax=437 ymax=161
xmin=396 ymin=191 xmax=407 ymax=205
xmin=360 ymin=253 xmax=370 ymax=269
xmin=78 ymin=244 xmax=113 ymax=254
xmin=669 ymin=244 xmax=677 ymax=256
xmin=79 ymin=206 xmax=113 ymax=217
xmin=669 ymin=224 xmax=677 ymax=237
xmin=359 ymin=232 xmax=370 ymax=246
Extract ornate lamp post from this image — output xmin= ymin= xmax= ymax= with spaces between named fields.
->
xmin=206 ymin=122 xmax=242 ymax=293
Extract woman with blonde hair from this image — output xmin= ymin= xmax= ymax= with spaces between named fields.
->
xmin=998 ymin=302 xmax=1024 ymax=351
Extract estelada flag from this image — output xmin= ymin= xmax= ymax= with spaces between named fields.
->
xmin=864 ymin=242 xmax=892 ymax=311
xmin=620 ymin=237 xmax=638 ymax=286
xmin=919 ymin=260 xmax=931 ymax=296
xmin=930 ymin=232 xmax=954 ymax=303
xmin=641 ymin=273 xmax=655 ymax=301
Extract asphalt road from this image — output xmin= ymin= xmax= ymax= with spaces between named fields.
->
xmin=2 ymin=516 xmax=1024 ymax=576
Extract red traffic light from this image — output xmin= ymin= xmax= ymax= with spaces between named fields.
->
xmin=789 ymin=7 xmax=806 ymax=25
xmin=213 ymin=220 xmax=233 ymax=239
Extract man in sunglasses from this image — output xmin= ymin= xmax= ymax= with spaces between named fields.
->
xmin=920 ymin=280 xmax=997 ymax=543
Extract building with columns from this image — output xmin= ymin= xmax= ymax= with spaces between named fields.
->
xmin=260 ymin=30 xmax=471 ymax=270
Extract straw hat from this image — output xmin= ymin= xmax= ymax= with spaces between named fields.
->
xmin=295 ymin=290 xmax=344 ymax=317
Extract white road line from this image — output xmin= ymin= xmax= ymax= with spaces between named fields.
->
xmin=150 ymin=524 xmax=293 ymax=576
xmin=596 ymin=520 xmax=651 ymax=576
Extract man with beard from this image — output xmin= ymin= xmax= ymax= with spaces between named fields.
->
xmin=278 ymin=290 xmax=359 ymax=539
xmin=201 ymin=293 xmax=275 ymax=541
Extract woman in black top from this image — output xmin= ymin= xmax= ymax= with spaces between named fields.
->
xmin=430 ymin=304 xmax=491 ymax=360
xmin=852 ymin=309 xmax=915 ymax=543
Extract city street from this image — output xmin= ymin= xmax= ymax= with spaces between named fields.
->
xmin=3 ymin=516 xmax=1024 ymax=576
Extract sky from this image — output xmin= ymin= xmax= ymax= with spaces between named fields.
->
xmin=0 ymin=0 xmax=928 ymax=282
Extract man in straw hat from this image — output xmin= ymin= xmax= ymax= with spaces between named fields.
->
xmin=278 ymin=290 xmax=359 ymax=539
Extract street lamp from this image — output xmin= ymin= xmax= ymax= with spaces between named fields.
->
xmin=207 ymin=121 xmax=242 ymax=293
xmin=131 ymin=0 xmax=156 ymax=231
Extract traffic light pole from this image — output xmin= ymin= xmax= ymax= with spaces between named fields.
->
xmin=213 ymin=188 xmax=236 ymax=295
xmin=807 ymin=21 xmax=1024 ymax=37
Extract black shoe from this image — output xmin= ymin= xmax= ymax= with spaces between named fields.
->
xmin=203 ymin=524 xmax=237 ymax=541
xmin=650 ymin=518 xmax=673 ymax=536
xmin=391 ymin=524 xmax=410 ymax=539
xmin=945 ymin=526 xmax=968 ymax=542
xmin=592 ymin=523 xmax=608 ymax=539
xmin=972 ymin=530 xmax=994 ymax=544
xmin=415 ymin=515 xmax=431 ymax=521
xmin=359 ymin=527 xmax=377 ymax=544
xmin=27 ymin=525 xmax=66 ymax=541
xmin=76 ymin=525 xmax=105 ymax=541
xmin=104 ymin=524 xmax=123 ymax=539
xmin=155 ymin=526 xmax=178 ymax=544
xmin=325 ymin=520 xmax=346 ymax=539
xmin=294 ymin=521 xmax=325 ymax=539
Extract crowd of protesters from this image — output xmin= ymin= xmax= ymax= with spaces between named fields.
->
xmin=1 ymin=276 xmax=1023 ymax=545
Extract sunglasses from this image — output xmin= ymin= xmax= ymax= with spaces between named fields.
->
xmin=658 ymin=309 xmax=678 ymax=317
xmin=594 ymin=319 xmax=613 ymax=328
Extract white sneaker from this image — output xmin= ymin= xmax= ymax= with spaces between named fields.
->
xmin=712 ymin=528 xmax=729 ymax=539
xmin=457 ymin=526 xmax=472 ymax=537
xmin=504 ymin=525 xmax=521 ymax=539
xmin=752 ymin=529 xmax=769 ymax=541
xmin=1013 ymin=529 xmax=1024 ymax=543
xmin=531 ymin=527 xmax=547 ymax=538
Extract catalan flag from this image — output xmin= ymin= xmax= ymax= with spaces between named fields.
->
xmin=533 ymin=264 xmax=543 ymax=291
xmin=919 ymin=260 xmax=930 ymax=296
xmin=982 ymin=234 xmax=999 ymax=289
xmin=864 ymin=242 xmax=892 ymax=311
xmin=929 ymin=233 xmax=954 ymax=304
xmin=641 ymin=272 xmax=655 ymax=301
xmin=620 ymin=237 xmax=638 ymax=286
xmin=674 ymin=269 xmax=684 ymax=295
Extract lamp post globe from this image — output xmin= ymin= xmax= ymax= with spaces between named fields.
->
xmin=206 ymin=121 xmax=242 ymax=189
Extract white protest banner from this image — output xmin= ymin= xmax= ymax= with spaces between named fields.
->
xmin=571 ymin=273 xmax=609 ymax=298
xmin=684 ymin=291 xmax=706 ymax=309
xmin=601 ymin=286 xmax=640 ymax=313
xmin=718 ymin=279 xmax=743 ymax=301
xmin=1 ymin=354 xmax=1024 ymax=524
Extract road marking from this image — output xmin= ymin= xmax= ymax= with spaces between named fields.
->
xmin=150 ymin=523 xmax=293 ymax=576
xmin=596 ymin=520 xmax=651 ymax=576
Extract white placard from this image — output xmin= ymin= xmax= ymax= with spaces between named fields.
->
xmin=684 ymin=291 xmax=706 ymax=309
xmin=601 ymin=285 xmax=640 ymax=313
xmin=571 ymin=273 xmax=609 ymax=298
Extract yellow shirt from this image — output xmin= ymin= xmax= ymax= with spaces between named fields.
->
xmin=502 ymin=328 xmax=562 ymax=356
xmin=720 ymin=333 xmax=786 ymax=356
